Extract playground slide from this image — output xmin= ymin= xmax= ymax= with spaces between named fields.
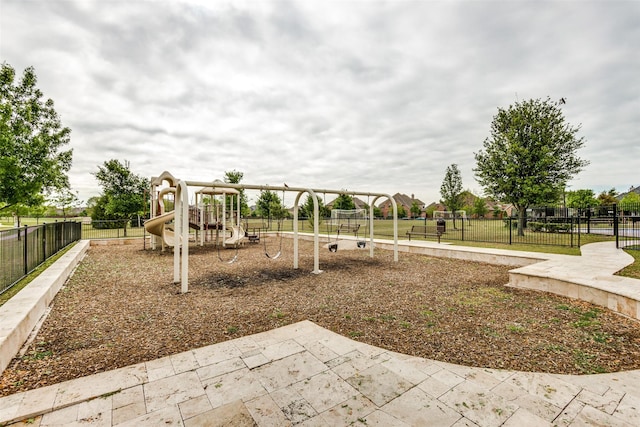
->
xmin=144 ymin=211 xmax=176 ymax=246
xmin=145 ymin=212 xmax=244 ymax=248
xmin=225 ymin=225 xmax=245 ymax=246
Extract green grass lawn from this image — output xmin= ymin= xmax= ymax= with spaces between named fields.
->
xmin=0 ymin=216 xmax=84 ymax=230
xmin=619 ymin=248 xmax=640 ymax=279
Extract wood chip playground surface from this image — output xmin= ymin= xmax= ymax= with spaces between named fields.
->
xmin=2 ymin=239 xmax=640 ymax=396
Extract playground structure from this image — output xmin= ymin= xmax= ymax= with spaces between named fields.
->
xmin=145 ymin=171 xmax=399 ymax=293
xmin=145 ymin=173 xmax=245 ymax=249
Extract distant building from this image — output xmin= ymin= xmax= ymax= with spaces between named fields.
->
xmin=617 ymin=185 xmax=640 ymax=200
xmin=378 ymin=193 xmax=425 ymax=218
xmin=325 ymin=196 xmax=369 ymax=210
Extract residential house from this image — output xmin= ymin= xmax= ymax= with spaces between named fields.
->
xmin=378 ymin=193 xmax=425 ymax=218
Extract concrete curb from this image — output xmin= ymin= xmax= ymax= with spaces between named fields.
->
xmin=0 ymin=240 xmax=90 ymax=375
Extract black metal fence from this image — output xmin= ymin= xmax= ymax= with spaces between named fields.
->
xmin=0 ymin=221 xmax=81 ymax=295
xmin=372 ymin=203 xmax=639 ymax=250
xmin=378 ymin=216 xmax=582 ymax=248
xmin=581 ymin=203 xmax=640 ymax=250
xmin=80 ymin=220 xmax=146 ymax=239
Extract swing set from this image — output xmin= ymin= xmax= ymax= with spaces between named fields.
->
xmin=326 ymin=208 xmax=369 ymax=252
xmin=263 ymin=209 xmax=285 ymax=260
xmin=147 ymin=171 xmax=400 ymax=293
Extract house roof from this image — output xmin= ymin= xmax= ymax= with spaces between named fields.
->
xmin=617 ymin=185 xmax=640 ymax=200
xmin=325 ymin=196 xmax=369 ymax=210
xmin=378 ymin=193 xmax=425 ymax=208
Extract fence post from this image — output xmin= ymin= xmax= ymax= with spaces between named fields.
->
xmin=42 ymin=222 xmax=47 ymax=259
xmin=509 ymin=217 xmax=512 ymax=245
xmin=577 ymin=212 xmax=581 ymax=247
xmin=23 ymin=225 xmax=28 ymax=275
xmin=613 ymin=203 xmax=619 ymax=249
xmin=570 ymin=216 xmax=574 ymax=247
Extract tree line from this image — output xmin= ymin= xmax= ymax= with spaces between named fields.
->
xmin=5 ymin=62 xmax=633 ymax=235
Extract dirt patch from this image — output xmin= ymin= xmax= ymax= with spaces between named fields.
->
xmin=2 ymin=239 xmax=640 ymax=396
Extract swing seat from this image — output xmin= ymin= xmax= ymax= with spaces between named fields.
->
xmin=329 ymin=243 xmax=338 ymax=252
xmin=357 ymin=240 xmax=366 ymax=248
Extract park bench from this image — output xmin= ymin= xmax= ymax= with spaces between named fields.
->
xmin=244 ymin=226 xmax=263 ymax=243
xmin=406 ymin=225 xmax=442 ymax=243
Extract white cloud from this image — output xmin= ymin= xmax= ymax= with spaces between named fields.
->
xmin=1 ymin=0 xmax=638 ymax=205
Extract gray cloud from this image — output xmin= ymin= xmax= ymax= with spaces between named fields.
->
xmin=1 ymin=0 xmax=638 ymax=205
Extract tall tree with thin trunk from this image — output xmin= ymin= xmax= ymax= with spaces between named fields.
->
xmin=224 ymin=170 xmax=250 ymax=217
xmin=440 ymin=164 xmax=463 ymax=229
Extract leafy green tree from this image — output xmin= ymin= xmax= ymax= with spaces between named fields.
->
xmin=440 ymin=164 xmax=463 ymax=229
xmin=85 ymin=196 xmax=101 ymax=218
xmin=256 ymin=190 xmax=285 ymax=227
xmin=0 ymin=63 xmax=72 ymax=222
xmin=423 ymin=205 xmax=436 ymax=219
xmin=620 ymin=192 xmax=640 ymax=214
xmin=224 ymin=170 xmax=250 ymax=217
xmin=474 ymin=97 xmax=588 ymax=236
xmin=597 ymin=188 xmax=618 ymax=205
xmin=28 ymin=203 xmax=47 ymax=223
xmin=93 ymin=159 xmax=149 ymax=234
xmin=473 ymin=198 xmax=488 ymax=218
xmin=565 ymin=189 xmax=598 ymax=209
xmin=49 ymin=188 xmax=81 ymax=219
xmin=332 ymin=193 xmax=355 ymax=210
xmin=410 ymin=201 xmax=422 ymax=219
xmin=300 ymin=194 xmax=329 ymax=226
xmin=396 ymin=204 xmax=406 ymax=218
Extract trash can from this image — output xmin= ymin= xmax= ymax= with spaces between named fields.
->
xmin=436 ymin=218 xmax=446 ymax=234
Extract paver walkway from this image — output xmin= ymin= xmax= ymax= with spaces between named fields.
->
xmin=1 ymin=320 xmax=640 ymax=426
xmin=1 ymin=240 xmax=639 ymax=426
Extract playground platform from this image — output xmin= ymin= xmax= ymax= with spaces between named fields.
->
xmin=1 ymin=238 xmax=639 ymax=426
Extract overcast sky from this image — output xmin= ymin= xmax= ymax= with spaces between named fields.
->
xmin=2 ymin=0 xmax=638 ymax=206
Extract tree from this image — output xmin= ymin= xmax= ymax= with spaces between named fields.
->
xmin=85 ymin=196 xmax=101 ymax=218
xmin=93 ymin=159 xmax=149 ymax=234
xmin=440 ymin=164 xmax=463 ymax=229
xmin=396 ymin=204 xmax=406 ymax=218
xmin=620 ymin=192 xmax=640 ymax=213
xmin=332 ymin=193 xmax=355 ymax=210
xmin=474 ymin=97 xmax=588 ymax=236
xmin=256 ymin=190 xmax=285 ymax=227
xmin=0 ymin=63 xmax=72 ymax=221
xmin=300 ymin=194 xmax=329 ymax=226
xmin=597 ymin=189 xmax=618 ymax=205
xmin=224 ymin=170 xmax=250 ymax=217
xmin=565 ymin=189 xmax=598 ymax=210
xmin=410 ymin=201 xmax=422 ymax=219
xmin=28 ymin=203 xmax=47 ymax=224
xmin=423 ymin=204 xmax=436 ymax=219
xmin=473 ymin=197 xmax=489 ymax=218
xmin=49 ymin=188 xmax=81 ymax=219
